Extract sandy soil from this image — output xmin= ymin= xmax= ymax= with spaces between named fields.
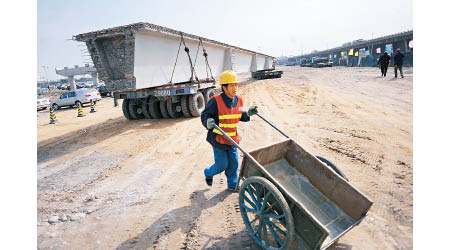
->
xmin=37 ymin=66 xmax=413 ymax=250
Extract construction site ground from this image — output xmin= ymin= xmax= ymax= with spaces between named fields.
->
xmin=37 ymin=66 xmax=413 ymax=250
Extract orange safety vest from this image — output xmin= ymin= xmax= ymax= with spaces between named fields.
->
xmin=212 ymin=95 xmax=243 ymax=145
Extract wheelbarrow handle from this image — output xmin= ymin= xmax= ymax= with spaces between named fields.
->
xmin=212 ymin=124 xmax=261 ymax=191
xmin=255 ymin=113 xmax=290 ymax=139
xmin=213 ymin=124 xmax=252 ymax=159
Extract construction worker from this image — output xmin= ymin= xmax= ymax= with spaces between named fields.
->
xmin=378 ymin=51 xmax=391 ymax=77
xmin=201 ymin=70 xmax=258 ymax=191
xmin=394 ymin=48 xmax=404 ymax=78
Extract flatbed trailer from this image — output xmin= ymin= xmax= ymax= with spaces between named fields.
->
xmin=251 ymin=69 xmax=283 ymax=80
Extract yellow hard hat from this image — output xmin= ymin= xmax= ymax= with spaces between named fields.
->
xmin=219 ymin=70 xmax=238 ymax=85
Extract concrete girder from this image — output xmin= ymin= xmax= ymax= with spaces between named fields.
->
xmin=74 ymin=22 xmax=275 ymax=90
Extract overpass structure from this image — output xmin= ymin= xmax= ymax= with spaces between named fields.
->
xmin=288 ymin=30 xmax=413 ymax=67
xmin=55 ymin=64 xmax=98 ymax=90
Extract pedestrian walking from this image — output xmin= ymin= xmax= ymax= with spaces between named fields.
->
xmin=394 ymin=48 xmax=404 ymax=78
xmin=378 ymin=51 xmax=391 ymax=77
xmin=201 ymin=70 xmax=258 ymax=191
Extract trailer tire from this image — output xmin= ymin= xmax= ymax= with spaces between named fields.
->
xmin=129 ymin=99 xmax=145 ymax=120
xmin=316 ymin=155 xmax=349 ymax=181
xmin=142 ymin=97 xmax=153 ymax=119
xmin=159 ymin=99 xmax=170 ymax=119
xmin=181 ymin=95 xmax=192 ymax=117
xmin=203 ymin=88 xmax=215 ymax=104
xmin=148 ymin=96 xmax=162 ymax=119
xmin=122 ymin=99 xmax=133 ymax=120
xmin=166 ymin=98 xmax=183 ymax=119
xmin=188 ymin=92 xmax=205 ymax=117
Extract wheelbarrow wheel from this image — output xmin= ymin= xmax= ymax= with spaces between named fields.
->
xmin=239 ymin=176 xmax=294 ymax=250
xmin=316 ymin=155 xmax=349 ymax=181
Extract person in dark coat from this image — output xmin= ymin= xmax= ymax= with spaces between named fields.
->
xmin=394 ymin=48 xmax=404 ymax=78
xmin=378 ymin=51 xmax=391 ymax=77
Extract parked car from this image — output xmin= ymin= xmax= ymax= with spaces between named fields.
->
xmin=37 ymin=95 xmax=51 ymax=111
xmin=51 ymin=89 xmax=101 ymax=110
xmin=58 ymin=84 xmax=70 ymax=90
xmin=97 ymin=85 xmax=113 ymax=97
xmin=84 ymin=82 xmax=94 ymax=88
xmin=76 ymin=82 xmax=86 ymax=89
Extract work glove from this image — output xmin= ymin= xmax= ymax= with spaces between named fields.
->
xmin=207 ymin=118 xmax=215 ymax=130
xmin=247 ymin=106 xmax=258 ymax=116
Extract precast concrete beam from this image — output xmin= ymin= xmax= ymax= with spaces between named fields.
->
xmin=74 ymin=22 xmax=277 ymax=90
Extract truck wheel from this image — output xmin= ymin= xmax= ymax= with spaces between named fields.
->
xmin=189 ymin=92 xmax=205 ymax=117
xmin=181 ymin=95 xmax=192 ymax=117
xmin=122 ymin=99 xmax=133 ymax=120
xmin=142 ymin=97 xmax=153 ymax=119
xmin=166 ymin=98 xmax=183 ymax=119
xmin=129 ymin=99 xmax=145 ymax=120
xmin=203 ymin=88 xmax=215 ymax=104
xmin=148 ymin=96 xmax=162 ymax=119
xmin=159 ymin=99 xmax=170 ymax=119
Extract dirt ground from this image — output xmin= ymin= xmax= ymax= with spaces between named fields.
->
xmin=37 ymin=66 xmax=413 ymax=250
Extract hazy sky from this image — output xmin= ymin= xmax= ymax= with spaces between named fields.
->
xmin=37 ymin=0 xmax=412 ymax=81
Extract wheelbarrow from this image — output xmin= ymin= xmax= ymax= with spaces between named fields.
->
xmin=212 ymin=113 xmax=373 ymax=250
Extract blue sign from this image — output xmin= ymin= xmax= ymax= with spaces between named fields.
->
xmin=386 ymin=44 xmax=393 ymax=53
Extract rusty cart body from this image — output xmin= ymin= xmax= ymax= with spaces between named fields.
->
xmin=213 ymin=115 xmax=373 ymax=249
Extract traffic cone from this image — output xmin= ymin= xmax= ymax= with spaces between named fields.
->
xmin=49 ymin=107 xmax=57 ymax=124
xmin=77 ymin=102 xmax=85 ymax=117
xmin=90 ymin=100 xmax=96 ymax=113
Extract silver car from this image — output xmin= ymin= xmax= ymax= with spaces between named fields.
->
xmin=51 ymin=89 xmax=101 ymax=110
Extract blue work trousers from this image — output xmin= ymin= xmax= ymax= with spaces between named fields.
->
xmin=204 ymin=146 xmax=239 ymax=189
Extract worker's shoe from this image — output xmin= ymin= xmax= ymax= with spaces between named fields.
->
xmin=205 ymin=178 xmax=213 ymax=186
